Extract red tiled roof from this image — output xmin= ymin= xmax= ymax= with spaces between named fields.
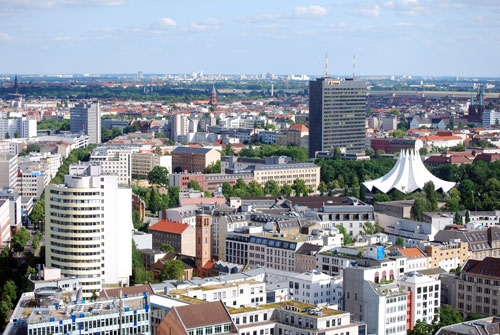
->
xmin=462 ymin=257 xmax=500 ymax=279
xmin=399 ymin=248 xmax=426 ymax=259
xmin=289 ymin=124 xmax=309 ymax=132
xmin=149 ymin=220 xmax=190 ymax=234
xmin=423 ymin=135 xmax=462 ymax=141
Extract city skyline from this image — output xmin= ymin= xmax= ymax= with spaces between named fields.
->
xmin=0 ymin=0 xmax=499 ymax=77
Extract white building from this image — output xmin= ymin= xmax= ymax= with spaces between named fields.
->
xmin=19 ymin=152 xmax=62 ymax=179
xmin=0 ymin=187 xmax=22 ymax=235
xmin=89 ymin=147 xmax=134 ymax=185
xmin=170 ymin=114 xmax=189 ymax=142
xmin=0 ymin=199 xmax=10 ymax=246
xmin=398 ymin=272 xmax=440 ymax=329
xmin=288 ymin=271 xmax=343 ymax=307
xmin=0 ymin=117 xmax=37 ymax=139
xmin=45 ymin=164 xmax=133 ymax=297
xmin=483 ymin=110 xmax=500 ymax=127
xmin=19 ymin=168 xmax=50 ymax=200
xmin=161 ymin=205 xmax=199 ymax=226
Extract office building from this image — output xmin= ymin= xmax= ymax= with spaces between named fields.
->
xmin=455 ymin=257 xmax=500 ymax=317
xmin=171 ymin=147 xmax=220 ymax=173
xmin=70 ymin=102 xmax=101 ymax=144
xmin=309 ymin=78 xmax=366 ymax=158
xmin=483 ymin=110 xmax=500 ymax=127
xmin=89 ymin=147 xmax=133 ymax=185
xmin=0 ymin=187 xmax=22 ymax=234
xmin=0 ymin=117 xmax=37 ymax=139
xmin=0 ymin=154 xmax=18 ymax=189
xmin=45 ymin=164 xmax=132 ymax=297
xmin=19 ymin=167 xmax=50 ymax=200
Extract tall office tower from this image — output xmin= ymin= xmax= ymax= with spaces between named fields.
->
xmin=45 ymin=164 xmax=132 ymax=297
xmin=0 ymin=154 xmax=18 ymax=189
xmin=70 ymin=102 xmax=101 ymax=144
xmin=309 ymin=78 xmax=367 ymax=158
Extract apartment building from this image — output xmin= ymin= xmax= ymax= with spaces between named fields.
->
xmin=229 ymin=301 xmax=365 ymax=335
xmin=288 ymin=270 xmax=342 ymax=306
xmin=344 ymin=266 xmax=408 ymax=335
xmin=276 ymin=124 xmax=309 ymax=147
xmin=294 ymin=243 xmax=322 ymax=273
xmin=89 ymin=146 xmax=133 ymax=185
xmin=45 ymin=164 xmax=132 ymax=297
xmin=435 ymin=227 xmax=500 ymax=261
xmin=169 ymin=172 xmax=253 ymax=193
xmin=132 ymin=152 xmax=172 ymax=178
xmin=19 ymin=168 xmax=50 ymax=200
xmin=0 ymin=200 xmax=10 ymax=246
xmin=171 ymin=147 xmax=220 ymax=173
xmin=0 ymin=187 xmax=22 ymax=234
xmin=248 ymin=234 xmax=305 ymax=272
xmin=169 ymin=280 xmax=266 ymax=308
xmin=0 ymin=154 xmax=18 ymax=189
xmin=148 ymin=220 xmax=195 ymax=256
xmin=423 ymin=240 xmax=469 ymax=272
xmin=398 ymin=272 xmax=440 ymax=329
xmin=0 ymin=117 xmax=37 ymax=139
xmin=19 ymin=152 xmax=62 ymax=178
xmin=397 ymin=248 xmax=430 ymax=273
xmin=455 ymin=257 xmax=500 ymax=317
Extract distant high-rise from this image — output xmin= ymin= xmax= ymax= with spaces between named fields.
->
xmin=70 ymin=102 xmax=101 ymax=144
xmin=309 ymin=78 xmax=367 ymax=158
xmin=209 ymin=84 xmax=217 ymax=106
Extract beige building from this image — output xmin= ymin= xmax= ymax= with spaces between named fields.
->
xmin=435 ymin=227 xmax=500 ymax=261
xmin=253 ymin=163 xmax=321 ymax=193
xmin=277 ymin=124 xmax=309 ymax=147
xmin=171 ymin=147 xmax=220 ymax=173
xmin=424 ymin=241 xmax=469 ymax=272
xmin=132 ymin=152 xmax=172 ymax=178
xmin=89 ymin=147 xmax=133 ymax=185
xmin=0 ymin=154 xmax=18 ymax=189
xmin=294 ymin=243 xmax=322 ymax=273
xmin=455 ymin=257 xmax=500 ymax=317
xmin=148 ymin=219 xmax=196 ymax=257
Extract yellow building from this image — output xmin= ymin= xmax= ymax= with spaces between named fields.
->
xmin=253 ymin=163 xmax=321 ymax=193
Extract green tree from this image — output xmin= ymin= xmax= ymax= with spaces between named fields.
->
xmin=408 ymin=320 xmax=434 ymax=335
xmin=132 ymin=209 xmax=144 ymax=230
xmin=248 ymin=180 xmax=264 ymax=197
xmin=29 ymin=200 xmax=45 ymax=226
xmin=333 ymin=147 xmax=342 ymax=160
xmin=280 ymin=184 xmax=293 ymax=197
xmin=123 ymin=124 xmax=139 ymax=134
xmin=465 ymin=312 xmax=485 ymax=321
xmin=423 ymin=181 xmax=438 ymax=211
xmin=465 ymin=210 xmax=470 ymax=223
xmin=14 ymin=130 xmax=20 ymax=138
xmin=373 ymin=193 xmax=392 ymax=203
xmin=292 ymin=179 xmax=307 ymax=197
xmin=168 ymin=186 xmax=180 ymax=207
xmin=2 ymin=281 xmax=17 ymax=304
xmin=222 ymin=182 xmax=233 ymax=197
xmin=101 ymin=127 xmax=113 ymax=143
xmin=91 ymin=291 xmax=98 ymax=301
xmin=160 ymin=260 xmax=185 ymax=281
xmin=390 ymin=129 xmax=405 ymax=138
xmin=111 ymin=127 xmax=123 ymax=138
xmin=0 ymin=300 xmax=11 ymax=322
xmin=359 ymin=185 xmax=366 ymax=202
xmin=337 ymin=225 xmax=352 ymax=245
xmin=4 ymin=132 xmax=9 ymax=139
xmin=413 ymin=198 xmax=424 ymax=221
xmin=448 ymin=118 xmax=455 ymax=130
xmin=131 ymin=241 xmax=153 ymax=285
xmin=205 ymin=160 xmax=221 ymax=173
xmin=365 ymin=148 xmax=375 ymax=158
xmin=188 ymin=180 xmax=204 ymax=192
xmin=155 ymin=132 xmax=166 ymax=139
xmin=147 ymin=166 xmax=169 ymax=187
xmin=435 ymin=305 xmax=463 ymax=329
xmin=32 ymin=230 xmax=42 ymax=250
xmin=11 ymin=227 xmax=30 ymax=253
xmin=362 ymin=222 xmax=379 ymax=235
xmin=149 ymin=187 xmax=159 ymax=214
xmin=318 ymin=181 xmax=328 ymax=196
xmin=264 ymin=180 xmax=280 ymax=196
xmin=160 ymin=244 xmax=175 ymax=253
xmin=221 ymin=143 xmax=235 ymax=156
xmin=395 ymin=236 xmax=404 ymax=246
xmin=419 ymin=147 xmax=428 ymax=156
xmin=454 ymin=212 xmax=463 ymax=225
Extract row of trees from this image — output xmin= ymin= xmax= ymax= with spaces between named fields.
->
xmin=132 ymin=185 xmax=180 ymax=218
xmin=220 ymin=178 xmax=311 ymax=198
xmin=239 ymin=144 xmax=309 ymax=163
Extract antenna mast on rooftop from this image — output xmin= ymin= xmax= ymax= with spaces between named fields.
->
xmin=325 ymin=53 xmax=328 ymax=78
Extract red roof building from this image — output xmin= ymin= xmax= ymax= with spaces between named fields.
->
xmin=148 ymin=220 xmax=195 ymax=256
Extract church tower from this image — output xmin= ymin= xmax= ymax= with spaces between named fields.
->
xmin=195 ymin=213 xmax=211 ymax=273
xmin=209 ymin=84 xmax=217 ymax=106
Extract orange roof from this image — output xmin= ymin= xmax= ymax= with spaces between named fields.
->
xmin=399 ymin=248 xmax=426 ymax=259
xmin=424 ymin=135 xmax=462 ymax=141
xmin=407 ymin=128 xmax=431 ymax=133
xmin=290 ymin=124 xmax=309 ymax=132
xmin=149 ymin=220 xmax=190 ymax=234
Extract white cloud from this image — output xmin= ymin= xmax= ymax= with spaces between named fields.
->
xmin=350 ymin=3 xmax=381 ymax=17
xmin=293 ymin=5 xmax=328 ymax=17
xmin=0 ymin=0 xmax=125 ymax=8
xmin=0 ymin=32 xmax=12 ymax=40
xmin=155 ymin=17 xmax=177 ymax=29
xmin=190 ymin=18 xmax=221 ymax=31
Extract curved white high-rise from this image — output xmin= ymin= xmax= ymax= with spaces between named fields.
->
xmin=363 ymin=149 xmax=455 ymax=194
xmin=45 ymin=164 xmax=132 ymax=297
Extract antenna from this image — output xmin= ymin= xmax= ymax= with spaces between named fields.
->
xmin=353 ymin=54 xmax=356 ymax=79
xmin=325 ymin=53 xmax=328 ymax=78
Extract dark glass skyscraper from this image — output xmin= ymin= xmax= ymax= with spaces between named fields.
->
xmin=309 ymin=78 xmax=366 ymax=158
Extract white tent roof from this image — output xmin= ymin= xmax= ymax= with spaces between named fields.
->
xmin=363 ymin=150 xmax=455 ymax=194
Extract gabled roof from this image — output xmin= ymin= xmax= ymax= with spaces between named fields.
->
xmin=172 ymin=146 xmax=214 ymax=155
xmin=174 ymin=301 xmax=232 ymax=329
xmin=149 ymin=220 xmax=190 ymax=234
xmin=462 ymin=257 xmax=500 ymax=279
xmin=289 ymin=124 xmax=309 ymax=132
xmin=399 ymin=248 xmax=426 ymax=260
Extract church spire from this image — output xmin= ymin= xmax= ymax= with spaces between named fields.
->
xmin=209 ymin=83 xmax=217 ymax=106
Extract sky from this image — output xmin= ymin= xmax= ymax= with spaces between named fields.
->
xmin=0 ymin=0 xmax=499 ymax=77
